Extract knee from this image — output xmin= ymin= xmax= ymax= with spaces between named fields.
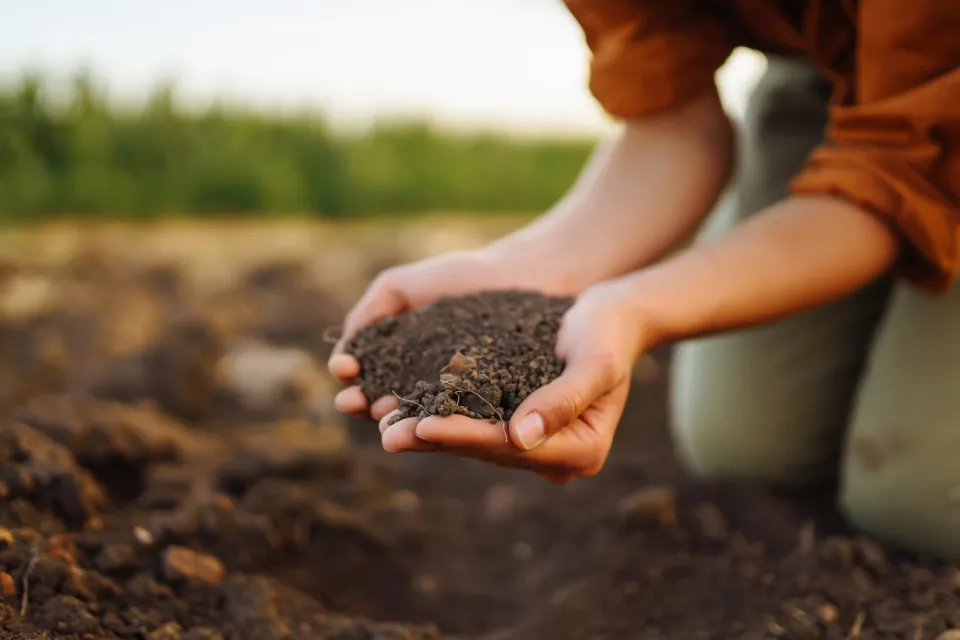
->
xmin=670 ymin=385 xmax=828 ymax=486
xmin=669 ymin=339 xmax=843 ymax=487
xmin=841 ymin=437 xmax=960 ymax=560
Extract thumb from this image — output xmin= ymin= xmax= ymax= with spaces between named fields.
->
xmin=334 ymin=275 xmax=408 ymax=355
xmin=509 ymin=352 xmax=621 ymax=451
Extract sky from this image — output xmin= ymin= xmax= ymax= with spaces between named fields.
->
xmin=2 ymin=0 xmax=766 ymax=135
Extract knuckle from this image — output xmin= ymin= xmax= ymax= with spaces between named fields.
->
xmin=371 ymin=269 xmax=399 ymax=293
xmin=588 ymin=351 xmax=623 ymax=388
xmin=561 ymin=390 xmax=587 ymax=422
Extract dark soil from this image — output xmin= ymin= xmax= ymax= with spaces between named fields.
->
xmin=344 ymin=291 xmax=573 ymax=425
xmin=1 ymin=251 xmax=960 ymax=639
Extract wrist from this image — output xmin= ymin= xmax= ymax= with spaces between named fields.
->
xmin=608 ymin=194 xmax=900 ymax=349
xmin=578 ymin=277 xmax=663 ymax=362
xmin=483 ymin=226 xmax=594 ymax=296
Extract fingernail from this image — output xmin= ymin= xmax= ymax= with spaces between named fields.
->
xmin=516 ymin=412 xmax=546 ymax=450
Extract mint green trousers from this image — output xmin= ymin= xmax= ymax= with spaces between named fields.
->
xmin=670 ymin=57 xmax=960 ymax=558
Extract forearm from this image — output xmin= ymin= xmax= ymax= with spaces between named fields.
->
xmin=489 ymin=90 xmax=734 ymax=294
xmin=622 ymin=195 xmax=899 ymax=353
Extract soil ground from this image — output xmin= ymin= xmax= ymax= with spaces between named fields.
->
xmin=1 ymin=221 xmax=959 ymax=640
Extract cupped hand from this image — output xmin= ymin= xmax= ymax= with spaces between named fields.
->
xmin=377 ymin=280 xmax=650 ymax=483
xmin=328 ymin=248 xmax=564 ymax=421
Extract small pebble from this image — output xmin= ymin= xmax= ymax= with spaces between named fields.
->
xmin=162 ymin=546 xmax=225 ymax=585
xmin=817 ymin=603 xmax=839 ymax=624
xmin=147 ymin=623 xmax=183 ymax=640
xmin=134 ymin=526 xmax=155 ymax=546
xmin=0 ymin=571 xmax=16 ymax=597
xmin=616 ymin=487 xmax=677 ymax=528
xmin=0 ymin=528 xmax=14 ymax=548
xmin=182 ymin=628 xmax=225 ymax=640
xmin=389 ymin=490 xmax=421 ymax=515
xmin=414 ymin=574 xmax=439 ymax=595
xmin=215 ymin=494 xmax=235 ymax=512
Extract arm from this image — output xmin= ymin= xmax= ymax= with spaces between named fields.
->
xmin=618 ymin=195 xmax=899 ymax=352
xmin=399 ymin=195 xmax=898 ymax=473
xmin=489 ymin=89 xmax=734 ymax=295
xmin=483 ymin=0 xmax=738 ymax=295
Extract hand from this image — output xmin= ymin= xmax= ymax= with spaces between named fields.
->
xmin=378 ymin=280 xmax=649 ymax=483
xmin=328 ymin=247 xmax=570 ymax=421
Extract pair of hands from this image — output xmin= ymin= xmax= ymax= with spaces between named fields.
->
xmin=328 ymin=249 xmax=647 ymax=483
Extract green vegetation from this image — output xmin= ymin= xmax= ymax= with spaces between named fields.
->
xmin=0 ymin=73 xmax=597 ymax=221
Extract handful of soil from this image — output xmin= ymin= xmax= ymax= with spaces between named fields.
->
xmin=344 ymin=291 xmax=573 ymax=426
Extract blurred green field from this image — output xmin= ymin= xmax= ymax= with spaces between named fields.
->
xmin=0 ymin=73 xmax=597 ymax=222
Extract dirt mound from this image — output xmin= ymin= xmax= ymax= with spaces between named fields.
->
xmin=0 ymin=525 xmax=442 ymax=639
xmin=12 ymin=395 xmax=207 ymax=467
xmin=0 ymin=423 xmax=106 ymax=531
xmin=345 ymin=291 xmax=573 ymax=423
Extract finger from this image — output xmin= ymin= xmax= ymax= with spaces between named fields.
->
xmin=371 ymin=395 xmax=399 ymax=421
xmin=414 ymin=415 xmax=510 ymax=448
xmin=334 ymin=387 xmax=369 ymax=415
xmin=327 ymin=353 xmax=360 ymax=382
xmin=415 ymin=414 xmax=595 ymax=462
xmin=381 ymin=417 xmax=437 ymax=452
xmin=379 ymin=409 xmax=401 ymax=434
xmin=509 ymin=351 xmax=623 ymax=451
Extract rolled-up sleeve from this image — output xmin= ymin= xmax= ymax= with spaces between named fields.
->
xmin=564 ymin=0 xmax=734 ymax=119
xmin=790 ymin=1 xmax=960 ymax=292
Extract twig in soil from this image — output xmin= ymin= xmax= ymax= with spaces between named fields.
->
xmin=392 ymin=390 xmax=426 ymax=415
xmin=440 ymin=380 xmax=508 ymax=444
xmin=846 ymin=612 xmax=865 ymax=639
xmin=20 ymin=549 xmax=39 ymax=617
xmin=322 ymin=326 xmax=343 ymax=344
xmin=788 ymin=608 xmax=818 ymax=635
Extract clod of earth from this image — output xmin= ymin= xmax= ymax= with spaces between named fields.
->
xmin=344 ymin=291 xmax=574 ymax=426
xmin=0 ymin=422 xmax=107 ymax=529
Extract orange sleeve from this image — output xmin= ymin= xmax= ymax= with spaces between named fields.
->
xmin=790 ymin=1 xmax=960 ymax=293
xmin=563 ymin=0 xmax=735 ymax=119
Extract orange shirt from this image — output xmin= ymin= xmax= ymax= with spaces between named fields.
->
xmin=564 ymin=0 xmax=960 ymax=292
